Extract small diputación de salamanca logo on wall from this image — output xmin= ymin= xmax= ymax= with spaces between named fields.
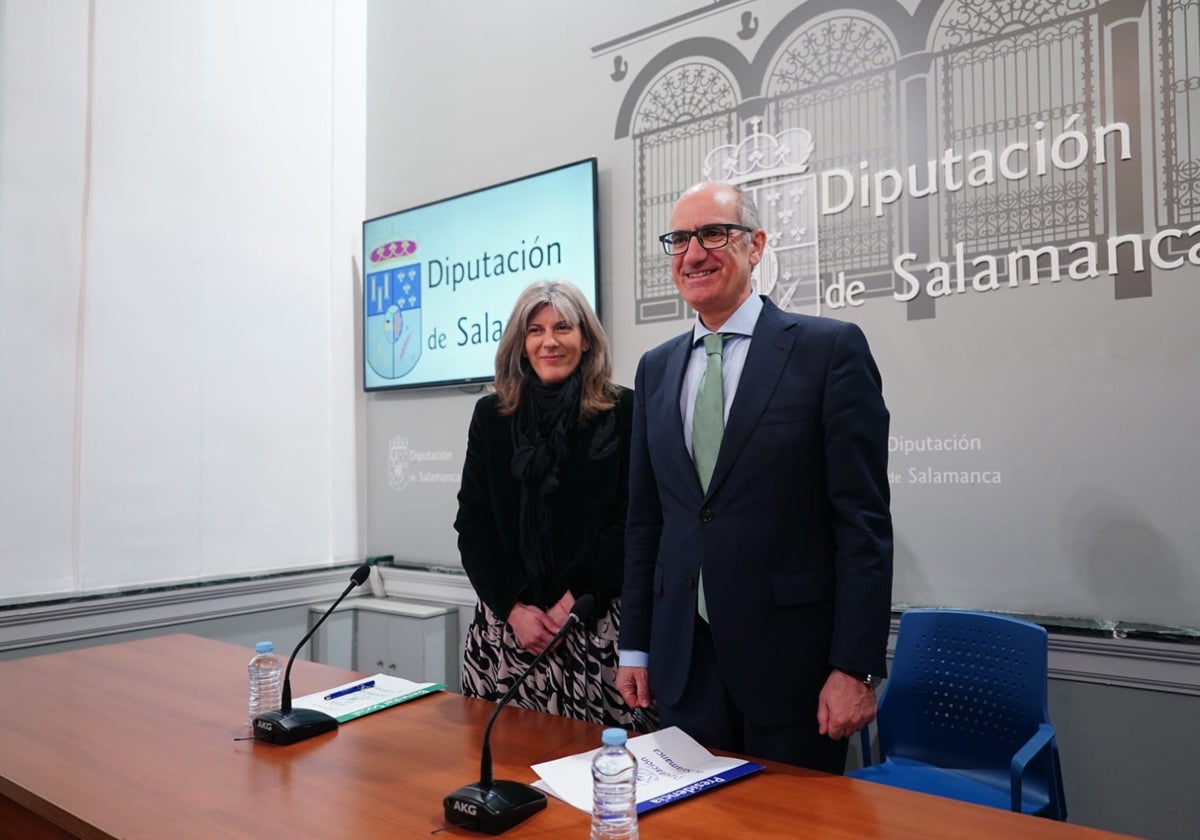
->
xmin=387 ymin=435 xmax=459 ymax=492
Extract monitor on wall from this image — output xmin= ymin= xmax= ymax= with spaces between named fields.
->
xmin=362 ymin=158 xmax=600 ymax=392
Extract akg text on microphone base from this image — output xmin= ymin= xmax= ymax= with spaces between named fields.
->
xmin=443 ymin=779 xmax=547 ymax=834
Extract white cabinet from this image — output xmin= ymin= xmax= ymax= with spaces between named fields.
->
xmin=305 ymin=603 xmax=356 ymax=670
xmin=308 ymin=597 xmax=459 ymax=691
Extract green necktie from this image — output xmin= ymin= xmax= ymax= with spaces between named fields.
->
xmin=692 ymin=332 xmax=728 ymax=622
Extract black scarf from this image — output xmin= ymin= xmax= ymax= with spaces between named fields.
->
xmin=510 ymin=373 xmax=582 ymax=606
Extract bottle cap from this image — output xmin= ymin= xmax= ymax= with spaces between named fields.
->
xmin=601 ymin=728 xmax=628 ymax=746
xmin=255 ymin=641 xmax=274 ymax=654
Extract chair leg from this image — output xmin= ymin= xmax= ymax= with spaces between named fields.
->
xmin=857 ymin=723 xmax=874 ymax=767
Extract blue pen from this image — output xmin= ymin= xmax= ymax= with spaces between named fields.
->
xmin=323 ymin=680 xmax=376 ymax=701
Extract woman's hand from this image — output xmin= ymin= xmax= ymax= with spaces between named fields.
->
xmin=545 ymin=590 xmax=576 ymax=628
xmin=507 ymin=603 xmax=562 ymax=655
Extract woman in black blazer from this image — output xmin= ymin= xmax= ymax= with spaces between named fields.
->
xmin=454 ymin=280 xmax=638 ymax=726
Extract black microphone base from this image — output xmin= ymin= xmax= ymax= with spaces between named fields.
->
xmin=252 ymin=708 xmax=339 ymax=745
xmin=443 ymin=780 xmax=547 ymax=834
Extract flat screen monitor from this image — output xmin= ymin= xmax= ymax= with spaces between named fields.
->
xmin=362 ymin=158 xmax=600 ymax=392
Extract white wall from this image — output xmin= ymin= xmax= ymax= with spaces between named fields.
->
xmin=0 ymin=0 xmax=366 ymax=599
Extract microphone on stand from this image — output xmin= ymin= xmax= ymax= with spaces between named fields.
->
xmin=444 ymin=594 xmax=596 ymax=834
xmin=252 ymin=563 xmax=372 ymax=745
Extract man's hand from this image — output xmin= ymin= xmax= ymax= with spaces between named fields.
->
xmin=507 ymin=603 xmax=561 ymax=655
xmin=817 ymin=669 xmax=877 ymax=741
xmin=616 ymin=665 xmax=652 ymax=710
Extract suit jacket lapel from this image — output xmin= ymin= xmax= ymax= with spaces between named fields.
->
xmin=660 ymin=333 xmax=702 ymax=496
xmin=706 ymin=300 xmax=796 ymax=498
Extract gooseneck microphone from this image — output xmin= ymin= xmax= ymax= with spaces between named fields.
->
xmin=444 ymin=594 xmax=595 ymax=834
xmin=252 ymin=563 xmax=372 ymax=745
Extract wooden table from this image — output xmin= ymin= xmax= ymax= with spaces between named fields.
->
xmin=0 ymin=634 xmax=1136 ymax=839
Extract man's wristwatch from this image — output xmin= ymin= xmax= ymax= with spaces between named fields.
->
xmin=839 ymin=669 xmax=883 ymax=690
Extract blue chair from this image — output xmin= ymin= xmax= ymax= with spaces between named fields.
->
xmin=847 ymin=609 xmax=1067 ymax=820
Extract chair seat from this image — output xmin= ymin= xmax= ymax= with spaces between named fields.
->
xmin=848 ymin=758 xmax=1055 ymax=817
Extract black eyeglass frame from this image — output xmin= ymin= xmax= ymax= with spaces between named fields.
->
xmin=657 ymin=223 xmax=754 ymax=256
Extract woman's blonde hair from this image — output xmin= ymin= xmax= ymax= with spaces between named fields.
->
xmin=493 ymin=280 xmax=616 ymax=420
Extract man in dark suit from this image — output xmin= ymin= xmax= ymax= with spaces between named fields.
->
xmin=616 ymin=181 xmax=893 ymax=773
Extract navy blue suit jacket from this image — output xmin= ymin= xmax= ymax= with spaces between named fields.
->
xmin=619 ymin=297 xmax=893 ymax=725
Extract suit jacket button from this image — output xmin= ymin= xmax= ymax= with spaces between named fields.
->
xmin=686 ymin=577 xmax=695 ymax=589
xmin=701 ymin=508 xmax=713 ymax=522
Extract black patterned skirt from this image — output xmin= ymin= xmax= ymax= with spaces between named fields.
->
xmin=460 ymin=598 xmax=640 ymax=728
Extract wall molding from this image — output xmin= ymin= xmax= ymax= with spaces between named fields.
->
xmin=0 ymin=568 xmax=358 ymax=653
xmin=378 ymin=565 xmax=477 ymax=608
xmin=1045 ymin=634 xmax=1200 ymax=696
xmin=2 ymin=566 xmax=1198 ymax=697
xmin=383 ymin=568 xmax=1200 ymax=698
xmin=877 ymin=616 xmax=1200 ymax=697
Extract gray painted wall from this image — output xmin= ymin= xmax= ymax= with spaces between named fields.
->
xmin=365 ymin=2 xmax=1200 ymax=837
xmin=1047 ymin=680 xmax=1198 ymax=839
xmin=365 ymin=0 xmax=1200 ymax=630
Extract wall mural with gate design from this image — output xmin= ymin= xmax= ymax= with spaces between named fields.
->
xmin=599 ymin=0 xmax=1198 ymax=324
xmin=593 ymin=0 xmax=1200 ymax=632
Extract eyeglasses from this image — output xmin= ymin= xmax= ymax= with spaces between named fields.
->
xmin=658 ymin=224 xmax=754 ymax=256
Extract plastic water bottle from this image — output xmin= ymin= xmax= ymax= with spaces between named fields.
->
xmin=591 ymin=727 xmax=638 ymax=840
xmin=247 ymin=641 xmax=282 ymax=725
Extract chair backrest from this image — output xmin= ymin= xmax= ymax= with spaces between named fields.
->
xmin=878 ymin=609 xmax=1051 ymax=770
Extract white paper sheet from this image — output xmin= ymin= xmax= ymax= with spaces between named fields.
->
xmin=531 ymin=726 xmax=763 ymax=815
xmin=292 ymin=673 xmax=442 ymax=723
